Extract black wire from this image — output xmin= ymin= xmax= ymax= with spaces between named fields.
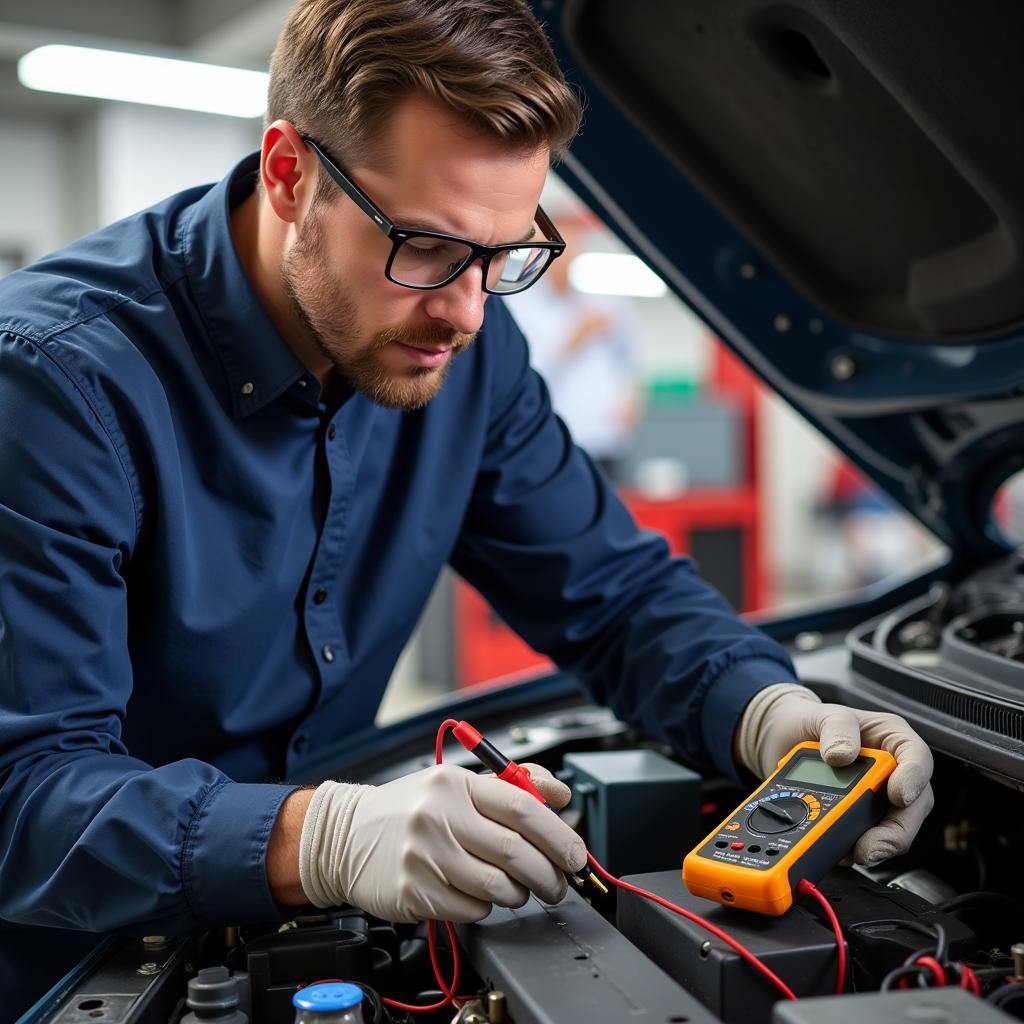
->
xmin=354 ymin=981 xmax=385 ymax=1024
xmin=881 ymin=965 xmax=930 ymax=992
xmin=858 ymin=918 xmax=959 ymax=993
xmin=847 ymin=918 xmax=949 ymax=965
xmin=989 ymin=984 xmax=1024 ymax=1008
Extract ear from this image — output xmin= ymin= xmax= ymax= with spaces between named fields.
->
xmin=260 ymin=120 xmax=315 ymax=225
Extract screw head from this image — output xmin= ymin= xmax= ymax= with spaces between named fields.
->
xmin=795 ymin=631 xmax=823 ymax=652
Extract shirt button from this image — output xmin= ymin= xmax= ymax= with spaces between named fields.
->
xmin=240 ymin=381 xmax=254 ymax=396
xmin=292 ymin=734 xmax=308 ymax=754
xmin=327 ymin=423 xmax=337 ymax=441
xmin=322 ymin=644 xmax=335 ymax=663
xmin=312 ymin=588 xmax=328 ymax=605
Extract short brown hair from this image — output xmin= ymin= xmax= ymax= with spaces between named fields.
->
xmin=267 ymin=0 xmax=581 ymax=182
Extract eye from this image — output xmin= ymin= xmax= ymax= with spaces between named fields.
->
xmin=406 ymin=243 xmax=443 ymax=257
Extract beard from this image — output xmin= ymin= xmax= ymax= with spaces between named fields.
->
xmin=281 ymin=208 xmax=476 ymax=411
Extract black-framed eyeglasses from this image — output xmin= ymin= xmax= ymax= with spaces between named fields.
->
xmin=302 ymin=135 xmax=565 ymax=295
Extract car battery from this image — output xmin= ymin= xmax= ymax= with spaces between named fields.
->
xmin=617 ymin=869 xmax=837 ymax=1024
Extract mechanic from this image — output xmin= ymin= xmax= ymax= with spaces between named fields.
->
xmin=0 ymin=0 xmax=935 ymax=1016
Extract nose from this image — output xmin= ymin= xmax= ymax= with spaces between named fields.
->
xmin=421 ymin=260 xmax=487 ymax=336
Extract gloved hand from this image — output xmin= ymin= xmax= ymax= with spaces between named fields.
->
xmin=298 ymin=762 xmax=585 ymax=923
xmin=735 ymin=683 xmax=934 ymax=865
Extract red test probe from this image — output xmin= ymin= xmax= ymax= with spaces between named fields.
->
xmin=449 ymin=719 xmax=608 ymax=894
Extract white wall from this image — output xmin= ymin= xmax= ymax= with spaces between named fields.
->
xmin=760 ymin=392 xmax=836 ymax=598
xmin=95 ymin=103 xmax=261 ymax=225
xmin=0 ymin=118 xmax=72 ymax=263
xmin=0 ymin=105 xmax=261 ymax=269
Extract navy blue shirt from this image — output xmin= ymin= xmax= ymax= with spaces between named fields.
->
xmin=0 ymin=154 xmax=796 ymax=1011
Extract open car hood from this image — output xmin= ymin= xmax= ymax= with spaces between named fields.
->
xmin=532 ymin=0 xmax=1024 ymax=569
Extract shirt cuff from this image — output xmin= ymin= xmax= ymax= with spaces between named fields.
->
xmin=700 ymin=658 xmax=799 ymax=783
xmin=182 ymin=780 xmax=300 ymax=925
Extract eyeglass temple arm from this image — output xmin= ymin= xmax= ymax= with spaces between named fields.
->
xmin=535 ymin=205 xmax=565 ymax=251
xmin=301 ymin=136 xmax=395 ymax=236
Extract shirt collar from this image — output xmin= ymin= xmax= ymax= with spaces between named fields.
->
xmin=182 ymin=151 xmax=310 ymax=419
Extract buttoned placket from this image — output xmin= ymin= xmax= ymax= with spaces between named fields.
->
xmin=291 ymin=401 xmax=354 ymax=765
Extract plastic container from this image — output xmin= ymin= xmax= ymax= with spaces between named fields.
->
xmin=292 ymin=982 xmax=364 ymax=1024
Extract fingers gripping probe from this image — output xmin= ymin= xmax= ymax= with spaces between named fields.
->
xmin=450 ymin=720 xmax=608 ymax=894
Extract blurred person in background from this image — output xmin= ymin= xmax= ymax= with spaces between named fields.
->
xmin=509 ymin=210 xmax=642 ymax=482
xmin=814 ymin=460 xmax=931 ymax=590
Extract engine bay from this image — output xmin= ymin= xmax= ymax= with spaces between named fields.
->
xmin=31 ymin=557 xmax=1024 ymax=1024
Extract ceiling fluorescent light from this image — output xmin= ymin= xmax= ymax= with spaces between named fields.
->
xmin=18 ymin=45 xmax=268 ymax=119
xmin=569 ymin=252 xmax=668 ymax=298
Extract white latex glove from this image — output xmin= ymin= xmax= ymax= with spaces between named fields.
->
xmin=735 ymin=683 xmax=934 ymax=865
xmin=298 ymin=762 xmax=585 ymax=923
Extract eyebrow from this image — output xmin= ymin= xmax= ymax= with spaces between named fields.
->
xmin=398 ymin=219 xmax=538 ymax=246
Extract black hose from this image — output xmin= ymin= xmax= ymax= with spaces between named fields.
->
xmin=940 ymin=891 xmax=1016 ymax=916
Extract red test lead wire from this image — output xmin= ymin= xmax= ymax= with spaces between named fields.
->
xmin=448 ymin=719 xmax=811 ymax=1000
xmin=417 ymin=719 xmax=846 ymax=1011
xmin=796 ymin=878 xmax=847 ymax=994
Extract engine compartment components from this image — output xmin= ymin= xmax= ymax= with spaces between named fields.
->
xmin=618 ymin=868 xmax=977 ymax=1024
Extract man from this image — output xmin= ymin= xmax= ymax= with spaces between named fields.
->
xmin=0 ymin=0 xmax=934 ymax=1015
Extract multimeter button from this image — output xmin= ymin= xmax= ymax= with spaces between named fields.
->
xmin=766 ymin=849 xmax=780 ymax=856
xmin=748 ymin=845 xmax=761 ymax=853
xmin=747 ymin=797 xmax=809 ymax=834
xmin=715 ymin=841 xmax=728 ymax=848
xmin=730 ymin=842 xmax=744 ymax=850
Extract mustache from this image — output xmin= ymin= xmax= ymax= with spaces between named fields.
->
xmin=372 ymin=323 xmax=476 ymax=353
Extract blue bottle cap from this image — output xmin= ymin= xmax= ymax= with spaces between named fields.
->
xmin=292 ymin=982 xmax=364 ymax=1013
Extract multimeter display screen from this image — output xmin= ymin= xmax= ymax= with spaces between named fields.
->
xmin=783 ymin=757 xmax=864 ymax=789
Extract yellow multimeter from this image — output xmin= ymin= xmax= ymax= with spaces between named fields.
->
xmin=682 ymin=741 xmax=897 ymax=915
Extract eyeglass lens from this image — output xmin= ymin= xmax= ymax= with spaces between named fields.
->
xmin=390 ymin=222 xmax=553 ymax=293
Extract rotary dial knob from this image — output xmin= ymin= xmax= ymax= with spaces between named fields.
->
xmin=747 ymin=796 xmax=809 ymax=835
